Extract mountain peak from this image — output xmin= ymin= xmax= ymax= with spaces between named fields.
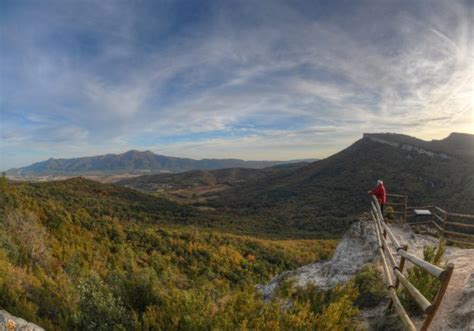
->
xmin=122 ymin=149 xmax=156 ymax=155
xmin=363 ymin=132 xmax=473 ymax=159
xmin=124 ymin=149 xmax=147 ymax=154
xmin=443 ymin=132 xmax=474 ymax=142
xmin=6 ymin=151 xmax=297 ymax=177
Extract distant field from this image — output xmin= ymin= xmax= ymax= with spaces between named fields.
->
xmin=162 ymin=183 xmax=231 ymax=204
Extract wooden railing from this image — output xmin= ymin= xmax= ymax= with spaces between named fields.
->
xmin=405 ymin=205 xmax=474 ymax=248
xmin=384 ymin=193 xmax=474 ymax=247
xmin=370 ymin=196 xmax=454 ymax=331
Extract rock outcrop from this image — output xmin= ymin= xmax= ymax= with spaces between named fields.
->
xmin=363 ymin=133 xmax=450 ymax=159
xmin=0 ymin=310 xmax=44 ymax=331
xmin=257 ymin=220 xmax=378 ymax=299
xmin=258 ymin=219 xmax=474 ymax=331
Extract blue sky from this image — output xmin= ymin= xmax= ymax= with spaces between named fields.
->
xmin=1 ymin=0 xmax=473 ymax=169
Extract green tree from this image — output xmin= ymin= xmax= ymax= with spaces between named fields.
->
xmin=400 ymin=240 xmax=446 ymax=315
xmin=76 ymin=274 xmax=129 ymax=330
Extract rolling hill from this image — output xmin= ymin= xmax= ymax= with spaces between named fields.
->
xmin=0 ymin=176 xmax=341 ymax=330
xmin=113 ymin=132 xmax=473 ymax=236
xmin=116 ymin=162 xmax=310 ymax=204
xmin=210 ymin=132 xmax=474 ymax=227
xmin=5 ymin=150 xmax=316 ymax=178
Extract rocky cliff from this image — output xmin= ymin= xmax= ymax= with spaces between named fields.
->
xmin=363 ymin=133 xmax=450 ymax=159
xmin=257 ymin=220 xmax=378 ymax=299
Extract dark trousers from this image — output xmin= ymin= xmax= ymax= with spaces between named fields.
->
xmin=380 ymin=203 xmax=384 ymax=214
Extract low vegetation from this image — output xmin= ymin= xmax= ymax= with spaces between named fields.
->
xmin=399 ymin=241 xmax=446 ymax=315
xmin=353 ymin=264 xmax=386 ymax=308
xmin=1 ymin=177 xmax=378 ymax=330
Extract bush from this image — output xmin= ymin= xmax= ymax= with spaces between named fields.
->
xmin=385 ymin=206 xmax=394 ymax=222
xmin=399 ymin=240 xmax=445 ymax=315
xmin=311 ymin=282 xmax=360 ymax=331
xmin=287 ymin=281 xmax=360 ymax=330
xmin=75 ymin=274 xmax=129 ymax=330
xmin=353 ymin=264 xmax=386 ymax=308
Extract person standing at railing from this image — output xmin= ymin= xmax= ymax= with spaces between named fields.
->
xmin=368 ymin=180 xmax=387 ymax=213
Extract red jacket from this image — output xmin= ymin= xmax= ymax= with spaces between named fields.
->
xmin=370 ymin=184 xmax=387 ymax=205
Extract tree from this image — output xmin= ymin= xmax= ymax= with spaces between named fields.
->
xmin=76 ymin=274 xmax=129 ymax=330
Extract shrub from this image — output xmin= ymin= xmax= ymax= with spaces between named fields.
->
xmin=385 ymin=205 xmax=394 ymax=222
xmin=312 ymin=282 xmax=359 ymax=331
xmin=288 ymin=281 xmax=360 ymax=330
xmin=75 ymin=274 xmax=129 ymax=330
xmin=399 ymin=240 xmax=445 ymax=315
xmin=353 ymin=264 xmax=386 ymax=308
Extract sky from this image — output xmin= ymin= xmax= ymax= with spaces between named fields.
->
xmin=1 ymin=0 xmax=473 ymax=169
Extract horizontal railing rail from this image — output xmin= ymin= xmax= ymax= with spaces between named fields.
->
xmin=423 ymin=205 xmax=473 ymax=247
xmin=386 ymin=193 xmax=474 ymax=247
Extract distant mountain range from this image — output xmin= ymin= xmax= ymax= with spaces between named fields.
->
xmin=5 ymin=132 xmax=473 ymax=238
xmin=113 ymin=132 xmax=474 ymax=237
xmin=5 ymin=150 xmax=317 ymax=177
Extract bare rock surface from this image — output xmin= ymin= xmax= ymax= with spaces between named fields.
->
xmin=257 ymin=220 xmax=378 ymax=299
xmin=0 ymin=310 xmax=44 ymax=331
xmin=447 ymin=272 xmax=474 ymax=331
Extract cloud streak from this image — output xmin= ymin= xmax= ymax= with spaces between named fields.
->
xmin=1 ymin=0 xmax=472 ymax=169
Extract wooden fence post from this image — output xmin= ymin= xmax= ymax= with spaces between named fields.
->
xmin=403 ymin=195 xmax=408 ymax=224
xmin=388 ymin=243 xmax=409 ymax=310
xmin=394 ymin=244 xmax=408 ymax=290
xmin=420 ymin=263 xmax=454 ymax=331
xmin=442 ymin=212 xmax=448 ymax=241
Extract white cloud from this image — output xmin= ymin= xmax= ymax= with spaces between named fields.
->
xmin=1 ymin=0 xmax=472 ymax=169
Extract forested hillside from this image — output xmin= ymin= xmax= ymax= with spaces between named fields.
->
xmin=0 ymin=176 xmax=382 ymax=330
xmin=116 ymin=133 xmax=473 ymax=238
xmin=213 ymin=133 xmax=474 ymax=224
xmin=117 ymin=165 xmax=305 ymax=206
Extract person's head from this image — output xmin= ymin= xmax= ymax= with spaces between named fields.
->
xmin=377 ymin=179 xmax=383 ymax=186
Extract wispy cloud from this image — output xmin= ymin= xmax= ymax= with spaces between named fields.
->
xmin=1 ymin=0 xmax=472 ymax=169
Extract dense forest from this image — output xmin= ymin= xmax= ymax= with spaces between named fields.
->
xmin=0 ymin=177 xmax=385 ymax=330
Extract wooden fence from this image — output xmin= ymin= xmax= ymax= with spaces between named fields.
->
xmin=407 ymin=206 xmax=474 ymax=247
xmin=370 ymin=196 xmax=454 ymax=331
xmin=385 ymin=193 xmax=408 ymax=223
xmin=384 ymin=194 xmax=474 ymax=247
